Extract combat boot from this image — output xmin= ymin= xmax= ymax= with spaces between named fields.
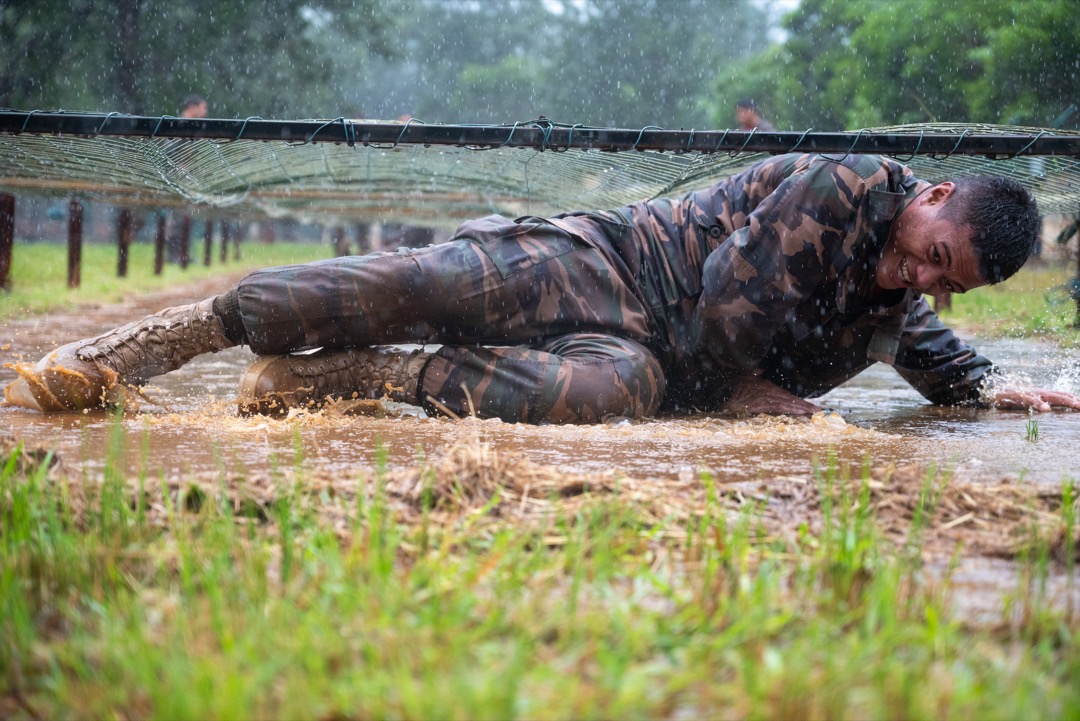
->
xmin=237 ymin=346 xmax=431 ymax=416
xmin=5 ymin=298 xmax=235 ymax=412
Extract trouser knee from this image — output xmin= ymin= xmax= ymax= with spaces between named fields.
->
xmin=421 ymin=333 xmax=666 ymax=424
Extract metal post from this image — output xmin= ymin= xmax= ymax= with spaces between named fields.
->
xmin=220 ymin=219 xmax=230 ymax=263
xmin=332 ymin=226 xmax=349 ymax=257
xmin=203 ymin=218 xmax=213 ymax=266
xmin=117 ymin=208 xmax=133 ymax=277
xmin=355 ymin=222 xmax=371 ymax=254
xmin=178 ymin=214 xmax=191 ymax=269
xmin=67 ymin=198 xmax=82 ymax=288
xmin=0 ymin=194 xmax=14 ymax=290
xmin=233 ymin=223 xmax=241 ymax=261
xmin=154 ymin=213 xmax=165 ymax=275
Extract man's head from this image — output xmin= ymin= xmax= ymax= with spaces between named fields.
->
xmin=875 ymin=176 xmax=1039 ymax=295
xmin=940 ymin=175 xmax=1040 ymax=284
xmin=735 ymin=98 xmax=764 ymax=130
xmin=180 ymin=94 xmax=208 ymax=119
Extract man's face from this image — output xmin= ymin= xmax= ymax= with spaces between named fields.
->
xmin=183 ymin=101 xmax=208 ymax=119
xmin=875 ymin=182 xmax=987 ymax=295
xmin=736 ymin=106 xmax=755 ymax=129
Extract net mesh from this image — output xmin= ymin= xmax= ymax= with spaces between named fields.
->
xmin=1 ymin=118 xmax=1079 ymax=228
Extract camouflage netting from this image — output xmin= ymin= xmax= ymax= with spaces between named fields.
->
xmin=1 ymin=112 xmax=1079 ymax=228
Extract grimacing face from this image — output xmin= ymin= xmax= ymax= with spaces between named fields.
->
xmin=875 ymin=182 xmax=987 ymax=296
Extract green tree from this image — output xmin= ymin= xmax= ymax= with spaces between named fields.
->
xmin=4 ymin=0 xmax=773 ymax=126
xmin=550 ymin=0 xmax=771 ymax=128
xmin=709 ymin=0 xmax=860 ymax=130
xmin=709 ymin=0 xmax=1080 ymax=130
xmin=972 ymin=0 xmax=1080 ymax=126
xmin=351 ymin=0 xmax=771 ymax=127
xmin=0 ymin=0 xmax=395 ymax=117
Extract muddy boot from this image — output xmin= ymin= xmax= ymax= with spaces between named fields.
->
xmin=237 ymin=346 xmax=431 ymax=416
xmin=5 ymin=298 xmax=235 ymax=412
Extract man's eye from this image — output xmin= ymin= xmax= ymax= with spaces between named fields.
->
xmin=932 ymin=247 xmax=941 ymax=263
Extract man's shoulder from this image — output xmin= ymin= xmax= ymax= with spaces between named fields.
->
xmin=753 ymin=153 xmax=900 ymax=179
xmin=810 ymin=153 xmax=902 ymax=182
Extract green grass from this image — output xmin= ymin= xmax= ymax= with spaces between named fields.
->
xmin=2 ymin=427 xmax=1079 ymax=720
xmin=0 ymin=240 xmax=332 ymax=318
xmin=1026 ymin=415 xmax=1041 ymax=442
xmin=939 ymin=264 xmax=1080 ymax=341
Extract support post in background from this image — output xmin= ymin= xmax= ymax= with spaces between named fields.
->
xmin=203 ymin=218 xmax=213 ymax=267
xmin=355 ymin=222 xmax=371 ymax=254
xmin=332 ymin=226 xmax=350 ymax=257
xmin=233 ymin=223 xmax=241 ymax=261
xmin=220 ymin=219 xmax=230 ymax=263
xmin=178 ymin=214 xmax=191 ymax=269
xmin=0 ymin=193 xmax=14 ymax=290
xmin=1075 ymin=234 xmax=1080 ymax=329
xmin=67 ymin=198 xmax=82 ymax=289
xmin=116 ymin=208 xmax=133 ymax=278
xmin=154 ymin=213 xmax=165 ymax=275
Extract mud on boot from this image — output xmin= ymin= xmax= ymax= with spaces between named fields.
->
xmin=237 ymin=346 xmax=430 ymax=416
xmin=5 ymin=298 xmax=235 ymax=412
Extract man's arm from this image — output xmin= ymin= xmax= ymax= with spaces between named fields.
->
xmin=991 ymin=386 xmax=1080 ymax=412
xmin=894 ymin=297 xmax=1080 ymax=411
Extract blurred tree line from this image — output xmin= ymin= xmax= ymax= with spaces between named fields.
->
xmin=713 ymin=0 xmax=1079 ymax=130
xmin=1 ymin=0 xmax=1076 ymax=130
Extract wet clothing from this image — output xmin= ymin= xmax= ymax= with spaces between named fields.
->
xmin=232 ymin=153 xmax=993 ymax=423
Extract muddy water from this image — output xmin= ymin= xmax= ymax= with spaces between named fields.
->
xmin=0 ymin=279 xmax=1077 ymax=488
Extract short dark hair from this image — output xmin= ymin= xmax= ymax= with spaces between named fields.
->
xmin=940 ymin=175 xmax=1039 ymax=284
xmin=181 ymin=93 xmax=206 ymax=111
xmin=736 ymin=98 xmax=760 ymax=112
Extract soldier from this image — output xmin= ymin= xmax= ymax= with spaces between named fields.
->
xmin=179 ymin=94 xmax=209 ymax=119
xmin=8 ymin=153 xmax=1080 ymax=421
xmin=735 ymin=98 xmax=775 ymax=132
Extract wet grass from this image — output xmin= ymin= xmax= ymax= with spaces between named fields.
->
xmin=1026 ymin=415 xmax=1041 ymax=442
xmin=0 ymin=241 xmax=331 ymax=318
xmin=2 ymin=424 xmax=1079 ymax=720
xmin=939 ymin=264 xmax=1080 ymax=341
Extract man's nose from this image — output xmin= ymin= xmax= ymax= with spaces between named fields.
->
xmin=914 ymin=263 xmax=942 ymax=291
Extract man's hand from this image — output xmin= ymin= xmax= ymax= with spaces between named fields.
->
xmin=992 ymin=387 xmax=1080 ymax=413
xmin=722 ymin=376 xmax=822 ymax=416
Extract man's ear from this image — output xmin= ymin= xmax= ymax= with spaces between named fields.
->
xmin=924 ymin=181 xmax=956 ymax=207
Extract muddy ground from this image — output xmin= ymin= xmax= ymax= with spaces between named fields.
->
xmin=1 ymin=275 xmax=1078 ymax=623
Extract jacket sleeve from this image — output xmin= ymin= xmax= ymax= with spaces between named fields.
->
xmin=892 ymin=296 xmax=995 ymax=405
xmin=689 ymin=159 xmax=872 ymax=398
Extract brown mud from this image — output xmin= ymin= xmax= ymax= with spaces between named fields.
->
xmin=1 ymin=276 xmax=1078 ymax=623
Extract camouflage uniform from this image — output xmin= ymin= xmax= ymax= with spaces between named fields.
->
xmin=234 ymin=153 xmax=993 ymax=423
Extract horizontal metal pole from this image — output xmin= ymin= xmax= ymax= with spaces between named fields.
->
xmin=2 ymin=110 xmax=1079 ymax=157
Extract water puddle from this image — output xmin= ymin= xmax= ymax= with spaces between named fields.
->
xmin=0 ymin=326 xmax=1076 ymax=489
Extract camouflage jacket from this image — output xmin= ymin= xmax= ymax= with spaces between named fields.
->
xmin=558 ymin=153 xmax=994 ymax=410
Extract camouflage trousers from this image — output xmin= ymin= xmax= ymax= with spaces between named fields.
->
xmin=234 ymin=215 xmax=666 ymax=423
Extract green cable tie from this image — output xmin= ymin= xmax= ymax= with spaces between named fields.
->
xmin=822 ymin=128 xmax=865 ymax=162
xmin=633 ymin=125 xmax=664 ymax=151
xmin=789 ymin=128 xmax=814 ymax=153
xmin=18 ymin=109 xmax=40 ymax=134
